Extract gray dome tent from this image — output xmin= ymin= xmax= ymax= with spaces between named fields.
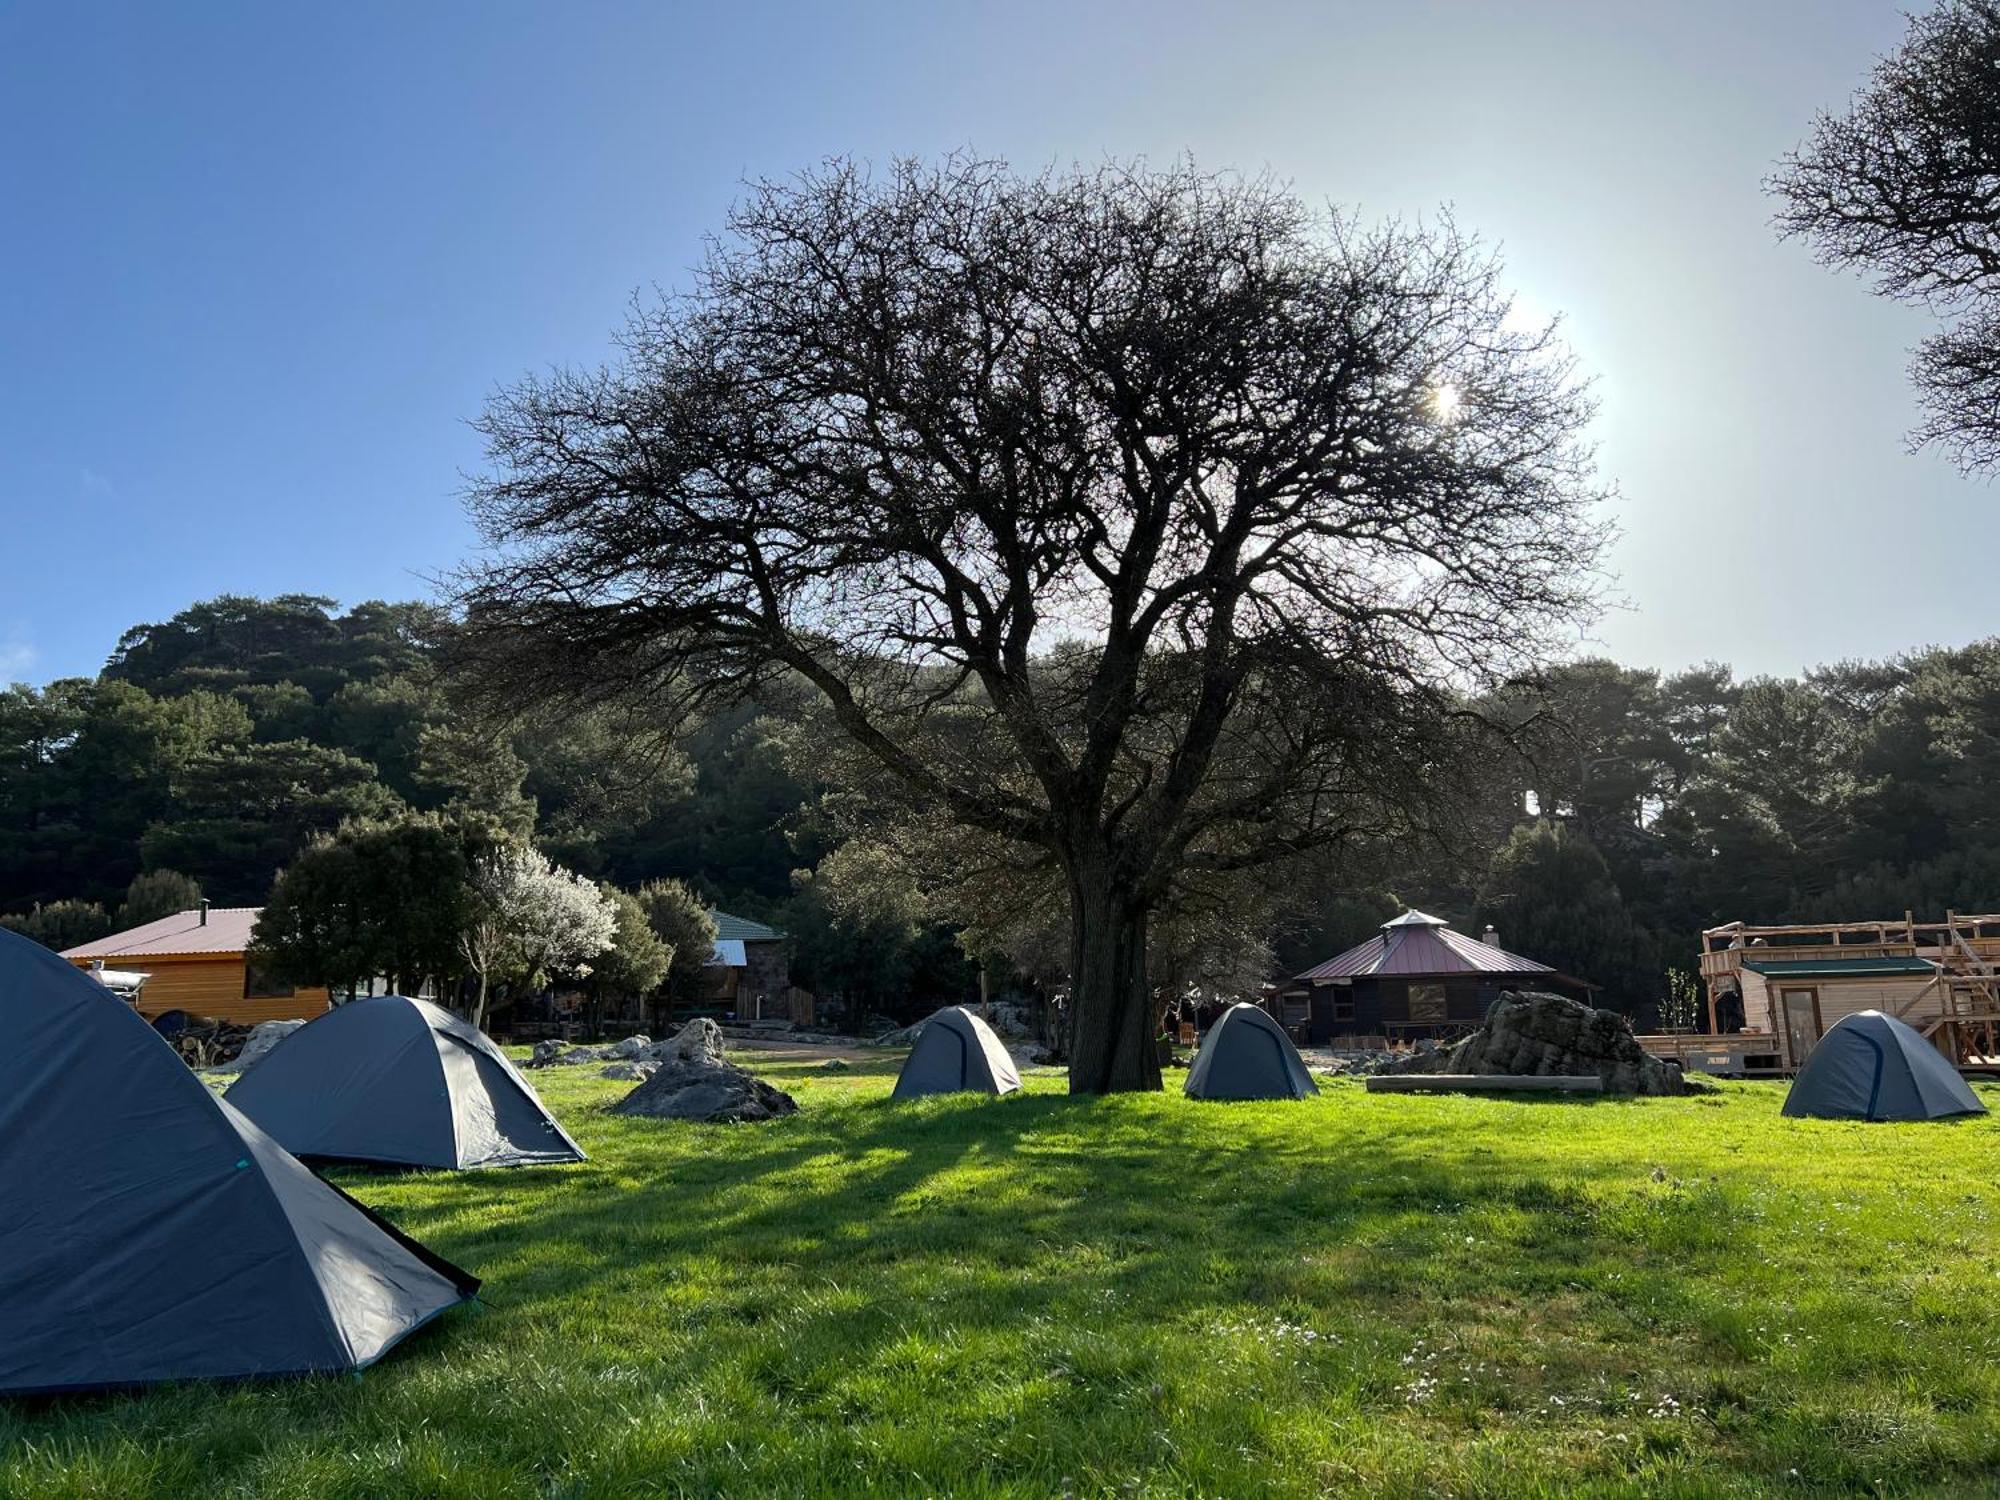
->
xmin=1782 ymin=1009 xmax=1987 ymax=1122
xmin=227 ymin=994 xmax=584 ymax=1169
xmin=1185 ymin=1002 xmax=1319 ymax=1100
xmin=892 ymin=1006 xmax=1023 ymax=1099
xmin=0 ymin=928 xmax=477 ymax=1396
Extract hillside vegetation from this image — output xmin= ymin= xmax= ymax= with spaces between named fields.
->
xmin=16 ymin=595 xmax=2000 ymax=1021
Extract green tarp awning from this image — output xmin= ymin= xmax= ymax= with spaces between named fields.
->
xmin=1741 ymin=957 xmax=1937 ymax=979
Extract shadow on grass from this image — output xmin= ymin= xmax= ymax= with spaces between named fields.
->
xmin=9 ymin=1074 xmax=1997 ymax=1495
xmin=359 ymin=1084 xmax=1739 ymax=1385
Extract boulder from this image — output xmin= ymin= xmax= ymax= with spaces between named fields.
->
xmin=984 ymin=1002 xmax=1037 ymax=1041
xmin=205 ymin=1018 xmax=306 ymax=1075
xmin=601 ymin=1060 xmax=660 ymax=1082
xmin=611 ymin=1053 xmax=798 ymax=1123
xmin=609 ymin=1019 xmax=796 ymax=1122
xmin=529 ymin=1042 xmax=615 ymax=1068
xmin=814 ymin=1057 xmax=852 ymax=1072
xmin=867 ymin=1020 xmax=925 ymax=1049
xmin=1384 ymin=990 xmax=1690 ymax=1096
xmin=657 ymin=1017 xmax=726 ymax=1066
xmin=608 ymin=1033 xmax=653 ymax=1059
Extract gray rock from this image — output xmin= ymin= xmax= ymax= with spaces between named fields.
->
xmin=607 ymin=1019 xmax=792 ymax=1121
xmin=656 ymin=1017 xmax=725 ymax=1066
xmin=600 ymin=1060 xmax=660 ymax=1082
xmin=611 ymin=1049 xmax=799 ymax=1123
xmin=529 ymin=1020 xmax=722 ymax=1071
xmin=205 ymin=1018 xmax=306 ymax=1075
xmin=870 ymin=1006 xmax=1038 ymax=1047
xmin=984 ymin=1002 xmax=1037 ymax=1041
xmin=546 ymin=1043 xmax=617 ymax=1067
xmin=814 ymin=1057 xmax=852 ymax=1072
xmin=1383 ymin=990 xmax=1690 ymax=1096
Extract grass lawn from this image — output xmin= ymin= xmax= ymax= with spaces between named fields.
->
xmin=6 ymin=1053 xmax=2000 ymax=1498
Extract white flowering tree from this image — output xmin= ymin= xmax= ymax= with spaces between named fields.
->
xmin=460 ymin=845 xmax=617 ymax=1029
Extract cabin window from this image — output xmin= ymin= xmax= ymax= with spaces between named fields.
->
xmin=1331 ymin=990 xmax=1355 ymax=1023
xmin=1408 ymin=982 xmax=1447 ymax=1022
xmin=243 ymin=966 xmax=295 ymax=1000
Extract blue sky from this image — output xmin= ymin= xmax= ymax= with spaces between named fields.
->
xmin=0 ymin=1 xmax=1974 ymax=685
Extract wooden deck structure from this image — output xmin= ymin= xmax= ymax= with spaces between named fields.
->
xmin=1695 ymin=912 xmax=2000 ymax=1071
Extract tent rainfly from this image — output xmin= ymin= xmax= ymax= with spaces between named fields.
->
xmin=1185 ymin=1003 xmax=1319 ymax=1100
xmin=0 ymin=927 xmax=477 ymax=1396
xmin=892 ymin=1006 xmax=1023 ymax=1099
xmin=1782 ymin=1010 xmax=1988 ymax=1122
xmin=226 ymin=994 xmax=585 ymax=1169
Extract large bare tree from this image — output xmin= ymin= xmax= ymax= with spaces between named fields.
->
xmin=1771 ymin=0 xmax=2000 ymax=473
xmin=454 ymin=157 xmax=1608 ymax=1092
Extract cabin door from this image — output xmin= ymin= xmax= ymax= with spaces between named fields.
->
xmin=1779 ymin=988 xmax=1822 ymax=1067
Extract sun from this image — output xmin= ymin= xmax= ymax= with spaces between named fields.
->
xmin=1428 ymin=382 xmax=1462 ymax=423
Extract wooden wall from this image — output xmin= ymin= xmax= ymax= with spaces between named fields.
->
xmin=1741 ymin=972 xmax=1939 ymax=1036
xmin=72 ymin=957 xmax=330 ymax=1025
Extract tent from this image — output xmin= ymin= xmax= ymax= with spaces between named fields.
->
xmin=0 ymin=927 xmax=477 ymax=1396
xmin=892 ymin=1006 xmax=1023 ymax=1099
xmin=1185 ymin=1002 xmax=1319 ymax=1100
xmin=227 ymin=994 xmax=585 ymax=1169
xmin=1782 ymin=1009 xmax=1988 ymax=1122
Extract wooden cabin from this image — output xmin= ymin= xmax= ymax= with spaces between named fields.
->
xmin=1278 ymin=909 xmax=1597 ymax=1044
xmin=1699 ymin=913 xmax=2000 ymax=1069
xmin=703 ymin=910 xmax=811 ymax=1024
xmin=63 ymin=905 xmax=331 ymax=1026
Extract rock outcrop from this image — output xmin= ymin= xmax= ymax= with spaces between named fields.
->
xmin=1384 ymin=990 xmax=1689 ymax=1096
xmin=609 ymin=1018 xmax=798 ymax=1122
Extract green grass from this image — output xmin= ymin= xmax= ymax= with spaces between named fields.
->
xmin=7 ymin=1054 xmax=2000 ymax=1498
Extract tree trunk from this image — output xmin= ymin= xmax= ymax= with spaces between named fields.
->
xmin=1065 ymin=869 xmax=1161 ymax=1094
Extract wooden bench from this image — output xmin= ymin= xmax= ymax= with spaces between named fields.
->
xmin=1365 ymin=1074 xmax=1603 ymax=1094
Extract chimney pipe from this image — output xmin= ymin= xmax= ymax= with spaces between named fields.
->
xmin=199 ymin=899 xmax=211 ymax=927
xmin=1482 ymin=924 xmax=1500 ymax=947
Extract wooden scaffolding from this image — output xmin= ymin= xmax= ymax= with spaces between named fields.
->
xmin=1699 ymin=911 xmax=2000 ymax=1067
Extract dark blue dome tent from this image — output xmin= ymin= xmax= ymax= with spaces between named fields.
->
xmin=892 ymin=1006 xmax=1022 ymax=1099
xmin=0 ymin=928 xmax=477 ymax=1397
xmin=1185 ymin=1002 xmax=1319 ymax=1100
xmin=226 ymin=994 xmax=584 ymax=1170
xmin=1782 ymin=1010 xmax=1988 ymax=1121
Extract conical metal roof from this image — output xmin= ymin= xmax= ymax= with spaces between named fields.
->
xmin=1293 ymin=910 xmax=1557 ymax=982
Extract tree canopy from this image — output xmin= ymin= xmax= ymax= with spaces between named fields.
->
xmin=1772 ymin=0 xmax=2000 ymax=471
xmin=455 ymin=156 xmax=1610 ymax=1090
xmin=15 ymin=592 xmax=2000 ymax=1036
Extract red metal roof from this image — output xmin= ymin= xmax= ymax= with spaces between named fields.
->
xmin=1293 ymin=910 xmax=1556 ymax=982
xmin=63 ymin=908 xmax=263 ymax=960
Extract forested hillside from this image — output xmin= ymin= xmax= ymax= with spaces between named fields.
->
xmin=8 ymin=595 xmax=2000 ymax=1023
